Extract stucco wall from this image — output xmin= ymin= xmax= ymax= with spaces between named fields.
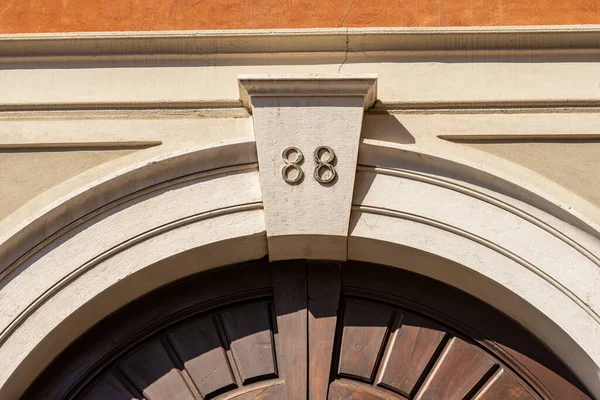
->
xmin=1 ymin=28 xmax=600 ymax=399
xmin=2 ymin=71 xmax=600 ymax=398
xmin=0 ymin=0 xmax=599 ymax=33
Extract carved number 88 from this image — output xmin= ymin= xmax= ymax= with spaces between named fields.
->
xmin=281 ymin=146 xmax=336 ymax=185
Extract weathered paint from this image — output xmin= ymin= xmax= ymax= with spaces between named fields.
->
xmin=0 ymin=0 xmax=598 ymax=34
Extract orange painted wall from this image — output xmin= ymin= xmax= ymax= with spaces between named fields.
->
xmin=0 ymin=0 xmax=599 ymax=34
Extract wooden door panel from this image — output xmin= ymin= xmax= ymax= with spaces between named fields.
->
xmin=118 ymin=339 xmax=195 ymax=400
xmin=375 ymin=314 xmax=447 ymax=396
xmin=415 ymin=337 xmax=496 ymax=400
xmin=475 ymin=369 xmax=537 ymax=400
xmin=329 ymin=298 xmax=508 ymax=400
xmin=308 ymin=263 xmax=341 ymax=400
xmin=166 ymin=315 xmax=237 ymax=398
xmin=338 ymin=299 xmax=395 ymax=381
xmin=273 ymin=261 xmax=308 ymax=399
xmin=220 ymin=382 xmax=287 ymax=399
xmin=328 ymin=380 xmax=405 ymax=400
xmin=24 ymin=261 xmax=591 ymax=400
xmin=220 ymin=301 xmax=277 ymax=384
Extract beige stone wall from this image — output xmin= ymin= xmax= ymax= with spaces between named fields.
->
xmin=462 ymin=140 xmax=600 ymax=206
xmin=0 ymin=149 xmax=136 ymax=220
xmin=1 ymin=27 xmax=600 ymax=398
xmin=2 ymin=27 xmax=600 ymax=228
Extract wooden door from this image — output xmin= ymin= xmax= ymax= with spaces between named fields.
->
xmin=24 ymin=261 xmax=591 ymax=400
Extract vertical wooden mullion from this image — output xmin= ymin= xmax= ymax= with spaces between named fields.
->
xmin=308 ymin=262 xmax=341 ymax=400
xmin=273 ymin=260 xmax=308 ymax=399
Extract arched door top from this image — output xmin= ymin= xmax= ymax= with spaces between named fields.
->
xmin=25 ymin=262 xmax=591 ymax=400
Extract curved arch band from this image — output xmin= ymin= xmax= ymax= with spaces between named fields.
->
xmin=0 ymin=138 xmax=599 ymax=399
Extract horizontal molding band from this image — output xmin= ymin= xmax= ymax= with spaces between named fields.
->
xmin=375 ymin=99 xmax=600 ymax=112
xmin=0 ymin=100 xmax=244 ymax=113
xmin=0 ymin=26 xmax=599 ymax=57
xmin=4 ymin=100 xmax=600 ymax=114
xmin=438 ymin=134 xmax=600 ymax=143
xmin=0 ymin=141 xmax=163 ymax=150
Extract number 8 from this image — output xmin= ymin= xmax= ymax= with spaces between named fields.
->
xmin=313 ymin=146 xmax=336 ymax=184
xmin=281 ymin=147 xmax=304 ymax=184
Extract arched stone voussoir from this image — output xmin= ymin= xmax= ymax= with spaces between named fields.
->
xmin=0 ymin=209 xmax=267 ymax=400
xmin=0 ymin=217 xmax=268 ymax=400
xmin=0 ymin=139 xmax=265 ymax=400
xmin=0 ymin=138 xmax=259 ymax=279
xmin=350 ymin=141 xmax=600 ymax=398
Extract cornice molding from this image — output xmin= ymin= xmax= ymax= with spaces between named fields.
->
xmin=1 ymin=26 xmax=600 ymax=58
xmin=238 ymin=73 xmax=378 ymax=111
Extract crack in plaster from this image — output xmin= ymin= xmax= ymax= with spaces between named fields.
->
xmin=337 ymin=0 xmax=355 ymax=73
xmin=338 ymin=29 xmax=350 ymax=74
xmin=339 ymin=0 xmax=356 ymax=27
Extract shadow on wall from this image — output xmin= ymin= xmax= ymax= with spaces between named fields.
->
xmin=3 ymin=50 xmax=600 ymax=72
xmin=361 ymin=112 xmax=416 ymax=144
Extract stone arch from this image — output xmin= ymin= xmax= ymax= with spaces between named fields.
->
xmin=0 ymin=78 xmax=600 ymax=397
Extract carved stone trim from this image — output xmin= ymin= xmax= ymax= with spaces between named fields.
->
xmin=2 ymin=27 xmax=599 ymax=58
xmin=238 ymin=74 xmax=378 ymax=113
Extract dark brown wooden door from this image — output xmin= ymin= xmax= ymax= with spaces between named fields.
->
xmin=24 ymin=261 xmax=591 ymax=400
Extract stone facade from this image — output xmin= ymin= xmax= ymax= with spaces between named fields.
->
xmin=1 ymin=26 xmax=600 ymax=398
